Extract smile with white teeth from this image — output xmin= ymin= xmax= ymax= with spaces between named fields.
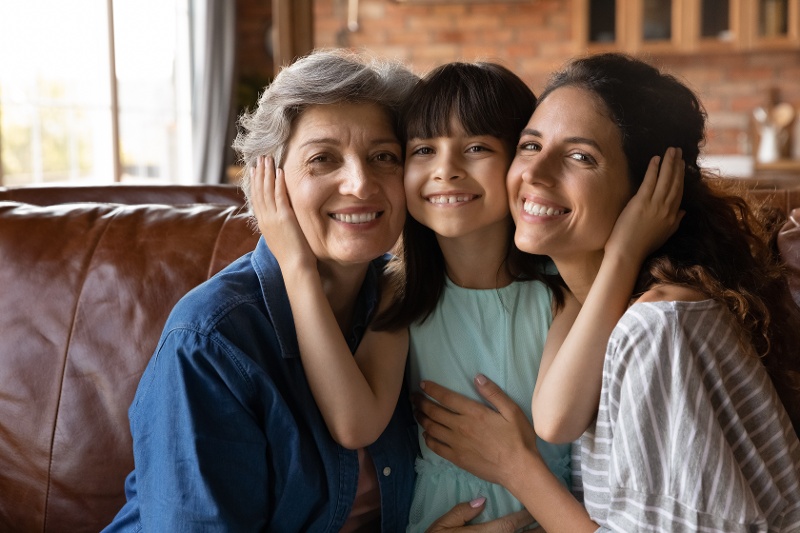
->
xmin=523 ymin=200 xmax=568 ymax=217
xmin=331 ymin=212 xmax=380 ymax=223
xmin=427 ymin=194 xmax=475 ymax=205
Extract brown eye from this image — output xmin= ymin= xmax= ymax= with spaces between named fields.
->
xmin=411 ymin=146 xmax=434 ymax=156
xmin=569 ymin=152 xmax=595 ymax=164
xmin=374 ymin=152 xmax=400 ymax=163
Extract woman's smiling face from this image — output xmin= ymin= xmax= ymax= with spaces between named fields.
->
xmin=280 ymin=102 xmax=406 ymax=268
xmin=507 ymin=86 xmax=632 ymax=263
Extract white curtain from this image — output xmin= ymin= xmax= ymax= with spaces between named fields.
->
xmin=190 ymin=0 xmax=236 ymax=184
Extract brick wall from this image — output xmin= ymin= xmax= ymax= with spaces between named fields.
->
xmin=309 ymin=0 xmax=800 ymax=156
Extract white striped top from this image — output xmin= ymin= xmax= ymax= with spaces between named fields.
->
xmin=574 ymin=299 xmax=800 ymax=533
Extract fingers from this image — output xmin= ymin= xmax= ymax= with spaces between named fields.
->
xmin=636 ymin=153 xmax=661 ymax=198
xmin=473 ymin=374 xmax=516 ymax=418
xmin=486 ymin=509 xmax=536 ymax=533
xmin=665 ymin=147 xmax=684 ymax=211
xmin=414 ymin=393 xmax=457 ymax=446
xmin=420 ymin=380 xmax=479 ymax=416
xmin=273 ymin=165 xmax=290 ymax=211
xmin=652 ymin=147 xmax=684 ymax=208
xmin=251 ymin=155 xmax=276 ymax=221
xmin=250 ymin=156 xmax=265 ymax=215
xmin=425 ymin=498 xmax=487 ymax=532
xmin=425 ymin=500 xmax=535 ymax=533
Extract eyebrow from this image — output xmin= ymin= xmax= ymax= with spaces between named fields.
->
xmin=520 ymin=129 xmax=603 ymax=153
xmin=298 ymin=137 xmax=401 ymax=149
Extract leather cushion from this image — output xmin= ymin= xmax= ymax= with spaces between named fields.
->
xmin=0 ymin=201 xmax=258 ymax=532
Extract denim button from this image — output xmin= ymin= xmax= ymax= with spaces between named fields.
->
xmin=382 ymin=466 xmax=391 ymax=476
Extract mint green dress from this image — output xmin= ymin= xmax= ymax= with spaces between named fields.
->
xmin=407 ymin=277 xmax=572 ymax=532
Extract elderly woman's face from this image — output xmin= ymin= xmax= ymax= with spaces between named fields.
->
xmin=280 ymin=102 xmax=405 ymax=267
xmin=507 ymin=86 xmax=630 ymax=262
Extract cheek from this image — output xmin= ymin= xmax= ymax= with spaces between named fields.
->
xmin=403 ymin=163 xmax=423 ymax=193
xmin=506 ymin=173 xmax=520 ymax=205
xmin=403 ymin=171 xmax=425 ymax=211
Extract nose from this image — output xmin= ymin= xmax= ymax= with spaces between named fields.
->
xmin=514 ymin=151 xmax=555 ymax=187
xmin=340 ymin=159 xmax=379 ymax=198
xmin=433 ymin=154 xmax=464 ymax=182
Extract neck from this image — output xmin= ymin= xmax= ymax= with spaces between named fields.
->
xmin=551 ymin=250 xmax=605 ymax=304
xmin=437 ymin=221 xmax=514 ymax=289
xmin=317 ymin=260 xmax=370 ymax=333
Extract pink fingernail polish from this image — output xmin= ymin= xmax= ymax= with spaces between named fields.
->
xmin=469 ymin=496 xmax=486 ymax=508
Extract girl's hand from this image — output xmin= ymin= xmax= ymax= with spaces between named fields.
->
xmin=251 ymin=155 xmax=316 ymax=272
xmin=606 ymin=147 xmax=685 ymax=264
xmin=413 ymin=375 xmax=541 ymax=488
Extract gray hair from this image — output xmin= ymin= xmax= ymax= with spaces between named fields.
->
xmin=232 ymin=48 xmax=419 ymax=206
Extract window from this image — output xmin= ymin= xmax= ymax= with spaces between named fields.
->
xmin=0 ymin=0 xmax=192 ymax=187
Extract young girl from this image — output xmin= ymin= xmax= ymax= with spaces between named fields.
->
xmin=251 ymin=61 xmax=681 ymax=531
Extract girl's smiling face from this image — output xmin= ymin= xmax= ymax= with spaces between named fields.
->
xmin=404 ymin=119 xmax=512 ymax=242
xmin=507 ymin=86 xmax=632 ymax=264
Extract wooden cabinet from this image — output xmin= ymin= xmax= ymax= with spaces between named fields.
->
xmin=574 ymin=0 xmax=800 ymax=54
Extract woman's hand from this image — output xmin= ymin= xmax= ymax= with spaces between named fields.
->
xmin=413 ymin=374 xmax=541 ymax=489
xmin=250 ymin=155 xmax=316 ymax=272
xmin=418 ymin=376 xmax=597 ymax=533
xmin=426 ymin=498 xmax=537 ymax=533
xmin=606 ymin=147 xmax=685 ymax=264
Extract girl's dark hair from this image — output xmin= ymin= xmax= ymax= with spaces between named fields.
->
xmin=374 ymin=62 xmax=565 ymax=330
xmin=541 ymin=52 xmax=800 ymax=434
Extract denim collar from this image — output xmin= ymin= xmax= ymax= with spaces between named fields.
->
xmin=251 ymin=237 xmax=382 ymax=359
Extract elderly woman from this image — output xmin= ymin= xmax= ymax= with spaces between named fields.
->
xmin=417 ymin=53 xmax=800 ymax=532
xmin=103 ymin=49 xmax=419 ymax=532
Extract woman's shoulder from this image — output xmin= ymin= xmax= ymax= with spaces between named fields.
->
xmin=635 ymin=283 xmax=707 ymax=304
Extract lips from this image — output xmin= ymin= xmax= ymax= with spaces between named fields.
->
xmin=522 ymin=200 xmax=568 ymax=216
xmin=330 ymin=212 xmax=381 ymax=223
xmin=426 ymin=194 xmax=477 ymax=205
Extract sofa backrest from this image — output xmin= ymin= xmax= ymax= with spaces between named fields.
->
xmin=0 ymin=186 xmax=259 ymax=532
xmin=0 ymin=184 xmax=247 ymax=207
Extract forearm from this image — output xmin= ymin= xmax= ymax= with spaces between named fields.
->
xmin=504 ymin=449 xmax=597 ymax=533
xmin=284 ymin=268 xmax=400 ymax=449
xmin=533 ymin=251 xmax=638 ymax=442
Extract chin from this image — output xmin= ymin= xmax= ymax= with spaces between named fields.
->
xmin=514 ymin=233 xmax=543 ymax=256
xmin=337 ymin=243 xmax=395 ymax=264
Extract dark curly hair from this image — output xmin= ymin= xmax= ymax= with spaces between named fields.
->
xmin=540 ymin=53 xmax=800 ymax=434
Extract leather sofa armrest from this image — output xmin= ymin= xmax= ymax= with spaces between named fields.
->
xmin=0 ymin=199 xmax=258 ymax=531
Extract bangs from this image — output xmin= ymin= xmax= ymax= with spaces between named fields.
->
xmin=400 ymin=62 xmax=535 ymax=144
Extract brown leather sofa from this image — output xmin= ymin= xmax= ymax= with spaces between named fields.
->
xmin=0 ymin=185 xmax=259 ymax=532
xmin=1 ymin=180 xmax=798 ymax=532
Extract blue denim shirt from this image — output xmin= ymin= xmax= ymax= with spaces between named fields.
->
xmin=103 ymin=238 xmax=418 ymax=532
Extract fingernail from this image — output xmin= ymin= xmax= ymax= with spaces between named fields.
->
xmin=475 ymin=374 xmax=487 ymax=385
xmin=419 ymin=381 xmax=426 ymax=390
xmin=470 ymin=496 xmax=487 ymax=508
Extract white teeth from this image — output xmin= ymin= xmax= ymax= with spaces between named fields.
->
xmin=523 ymin=200 xmax=566 ymax=217
xmin=331 ymin=212 xmax=379 ymax=223
xmin=428 ymin=195 xmax=474 ymax=204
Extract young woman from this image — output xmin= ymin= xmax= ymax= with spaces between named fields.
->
xmin=414 ymin=53 xmax=800 ymax=533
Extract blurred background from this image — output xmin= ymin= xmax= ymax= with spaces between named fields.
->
xmin=0 ymin=0 xmax=798 ymax=187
